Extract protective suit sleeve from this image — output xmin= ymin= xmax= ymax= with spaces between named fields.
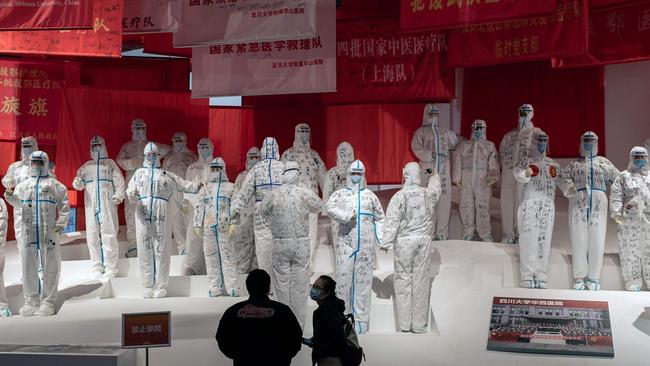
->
xmin=304 ymin=187 xmax=323 ymax=213
xmin=609 ymin=175 xmax=624 ymax=218
xmin=488 ymin=143 xmax=500 ymax=178
xmin=557 ymin=164 xmax=577 ymax=197
xmin=233 ymin=172 xmax=245 ymax=194
xmin=193 ymin=188 xmax=207 ymax=229
xmin=451 ymin=142 xmax=462 ymax=184
xmin=513 ymin=165 xmax=532 ymax=184
xmin=111 ymin=160 xmax=126 ymax=201
xmin=156 ymin=143 xmax=172 ymax=159
xmin=125 ymin=171 xmax=140 ymax=202
xmin=371 ymin=193 xmax=386 ymax=245
xmin=116 ymin=144 xmax=141 ymax=172
xmin=1 ymin=163 xmax=17 ymax=189
xmin=427 ymin=174 xmax=442 ymax=204
xmin=313 ymin=152 xmax=327 ymax=192
xmin=231 ymin=170 xmax=256 ymax=217
xmin=381 ymin=191 xmax=404 ymax=250
xmin=4 ymin=183 xmax=24 ymax=207
xmin=322 ymin=170 xmax=334 ymax=208
xmin=411 ymin=128 xmax=433 ymax=163
xmin=170 ymin=172 xmax=202 ymax=194
xmin=55 ymin=181 xmax=71 ymax=229
xmin=325 ymin=191 xmax=355 ymax=223
xmin=602 ymin=158 xmax=621 ymax=188
xmin=447 ymin=130 xmax=461 ymax=150
xmin=72 ymin=165 xmax=86 ymax=191
xmin=0 ymin=198 xmax=7 ymax=248
xmin=258 ymin=190 xmax=274 ymax=220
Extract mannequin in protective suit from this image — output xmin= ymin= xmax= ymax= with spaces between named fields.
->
xmin=182 ymin=138 xmax=215 ymax=275
xmin=126 ymin=143 xmax=202 ymax=298
xmin=73 ymin=135 xmax=125 ymax=280
xmin=260 ymin=161 xmax=322 ymax=328
xmin=560 ymin=132 xmax=619 ymax=291
xmin=410 ymin=103 xmax=460 ymax=240
xmin=233 ymin=147 xmax=261 ymax=274
xmin=117 ymin=119 xmax=170 ymax=257
xmin=381 ymin=162 xmax=441 ymax=333
xmin=2 ymin=136 xmax=39 ymax=248
xmin=231 ymin=137 xmax=284 ymax=293
xmin=193 ymin=157 xmax=239 ymax=297
xmin=452 ymin=119 xmax=499 ymax=241
xmin=162 ymin=132 xmax=197 ymax=255
xmin=326 ymin=160 xmax=385 ymax=334
xmin=499 ymin=104 xmax=543 ymax=244
xmin=513 ymin=133 xmax=560 ymax=289
xmin=5 ymin=151 xmax=70 ymax=316
xmin=281 ymin=123 xmax=327 ymax=262
xmin=610 ymin=146 xmax=650 ymax=291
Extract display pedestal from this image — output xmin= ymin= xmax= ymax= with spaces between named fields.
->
xmin=0 ymin=345 xmax=135 ymax=366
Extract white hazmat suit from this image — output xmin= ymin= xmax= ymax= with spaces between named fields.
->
xmin=72 ymin=136 xmax=125 ymax=280
xmin=231 ymin=137 xmax=284 ymax=291
xmin=452 ymin=119 xmax=499 ymax=241
xmin=162 ymin=132 xmax=197 ymax=255
xmin=513 ymin=133 xmax=560 ymax=289
xmin=0 ymin=198 xmax=9 ymax=317
xmin=117 ymin=119 xmax=170 ymax=256
xmin=326 ymin=160 xmax=385 ymax=334
xmin=281 ymin=123 xmax=326 ymax=261
xmin=411 ymin=103 xmax=459 ymax=240
xmin=609 ymin=146 xmax=650 ymax=291
xmin=381 ymin=162 xmax=441 ymax=333
xmin=260 ymin=161 xmax=322 ymax=328
xmin=5 ymin=151 xmax=70 ymax=316
xmin=233 ymin=147 xmax=261 ymax=274
xmin=126 ymin=143 xmax=201 ymax=298
xmin=182 ymin=138 xmax=215 ymax=275
xmin=560 ymin=132 xmax=620 ymax=291
xmin=499 ymin=104 xmax=542 ymax=244
xmin=194 ymin=157 xmax=239 ymax=297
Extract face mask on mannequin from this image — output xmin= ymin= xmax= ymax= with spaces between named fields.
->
xmin=633 ymin=159 xmax=648 ymax=169
xmin=198 ymin=145 xmax=212 ymax=159
xmin=22 ymin=144 xmax=34 ymax=159
xmin=582 ymin=141 xmax=595 ymax=153
xmin=427 ymin=113 xmax=439 ymax=127
xmin=133 ymin=128 xmax=146 ymax=141
xmin=173 ymin=141 xmax=185 ymax=152
xmin=350 ymin=174 xmax=362 ymax=185
xmin=30 ymin=160 xmax=44 ymax=177
xmin=297 ymin=128 xmax=310 ymax=145
xmin=92 ymin=144 xmax=102 ymax=154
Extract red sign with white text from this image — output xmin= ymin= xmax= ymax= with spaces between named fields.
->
xmin=123 ymin=0 xmax=180 ymax=34
xmin=122 ymin=312 xmax=171 ymax=348
xmin=401 ymin=0 xmax=557 ymax=30
xmin=447 ymin=0 xmax=587 ymax=67
xmin=0 ymin=0 xmax=94 ymax=30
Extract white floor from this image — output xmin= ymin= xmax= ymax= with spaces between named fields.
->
xmin=1 ymin=189 xmax=649 ymax=366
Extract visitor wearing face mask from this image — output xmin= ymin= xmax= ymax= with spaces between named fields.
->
xmin=304 ymin=275 xmax=346 ymax=366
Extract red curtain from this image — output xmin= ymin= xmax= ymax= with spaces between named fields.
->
xmin=78 ymin=57 xmax=190 ymax=91
xmin=208 ymin=107 xmax=255 ymax=179
xmin=461 ymin=61 xmax=605 ymax=157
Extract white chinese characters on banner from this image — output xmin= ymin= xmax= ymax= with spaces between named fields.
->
xmin=123 ymin=0 xmax=181 ymax=34
xmin=191 ymin=0 xmax=335 ymax=97
xmin=174 ymin=0 xmax=317 ymax=47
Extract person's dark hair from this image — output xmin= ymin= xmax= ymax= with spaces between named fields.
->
xmin=318 ymin=275 xmax=336 ymax=296
xmin=246 ymin=269 xmax=271 ymax=297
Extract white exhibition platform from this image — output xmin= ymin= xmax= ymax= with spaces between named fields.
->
xmin=1 ymin=188 xmax=649 ymax=366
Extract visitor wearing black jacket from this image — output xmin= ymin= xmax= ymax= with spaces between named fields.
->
xmin=305 ymin=275 xmax=347 ymax=366
xmin=216 ymin=269 xmax=303 ymax=366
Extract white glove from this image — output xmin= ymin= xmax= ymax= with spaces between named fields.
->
xmin=127 ymin=188 xmax=139 ymax=201
xmin=194 ymin=226 xmax=204 ymax=237
xmin=565 ymin=185 xmax=578 ymax=198
xmin=228 ymin=223 xmax=238 ymax=237
xmin=111 ymin=195 xmax=122 ymax=205
xmin=73 ymin=177 xmax=84 ymax=189
xmin=54 ymin=225 xmax=65 ymax=234
xmin=452 ymin=181 xmax=461 ymax=188
xmin=486 ymin=176 xmax=498 ymax=186
xmin=612 ymin=214 xmax=623 ymax=225
xmin=4 ymin=188 xmax=13 ymax=198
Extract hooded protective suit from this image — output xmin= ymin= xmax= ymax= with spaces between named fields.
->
xmin=162 ymin=132 xmax=198 ymax=255
xmin=2 ymin=136 xmax=38 ymax=246
xmin=513 ymin=133 xmax=560 ymax=288
xmin=609 ymin=146 xmax=650 ymax=291
xmin=72 ymin=135 xmax=126 ymax=279
xmin=126 ymin=143 xmax=201 ymax=298
xmin=117 ymin=119 xmax=170 ymax=253
xmin=499 ymin=104 xmax=543 ymax=244
xmin=281 ymin=123 xmax=327 ymax=261
xmin=5 ymin=151 xmax=70 ymax=316
xmin=231 ymin=137 xmax=284 ymax=291
xmin=452 ymin=119 xmax=499 ymax=241
xmin=381 ymin=162 xmax=441 ymax=333
xmin=233 ymin=147 xmax=261 ymax=274
xmin=194 ymin=157 xmax=239 ymax=297
xmin=410 ymin=103 xmax=460 ymax=240
xmin=0 ymin=198 xmax=9 ymax=317
xmin=326 ymin=160 xmax=385 ymax=334
xmin=260 ymin=161 xmax=322 ymax=328
xmin=560 ymin=132 xmax=620 ymax=291
xmin=182 ymin=138 xmax=215 ymax=275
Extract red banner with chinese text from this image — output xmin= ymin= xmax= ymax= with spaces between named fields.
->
xmin=401 ymin=0 xmax=557 ymax=30
xmin=0 ymin=59 xmax=81 ymax=144
xmin=0 ymin=0 xmax=122 ymax=57
xmin=123 ymin=0 xmax=180 ymax=34
xmin=0 ymin=0 xmax=94 ymax=30
xmin=321 ymin=18 xmax=454 ymax=104
xmin=552 ymin=1 xmax=650 ymax=67
xmin=447 ymin=0 xmax=588 ymax=67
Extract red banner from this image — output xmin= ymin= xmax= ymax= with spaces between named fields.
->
xmin=0 ymin=0 xmax=94 ymax=30
xmin=447 ymin=0 xmax=588 ymax=67
xmin=321 ymin=19 xmax=454 ymax=104
xmin=0 ymin=0 xmax=122 ymax=57
xmin=401 ymin=0 xmax=557 ymax=30
xmin=552 ymin=1 xmax=650 ymax=67
xmin=0 ymin=59 xmax=80 ymax=144
xmin=123 ymin=0 xmax=180 ymax=34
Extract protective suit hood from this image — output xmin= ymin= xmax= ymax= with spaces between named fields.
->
xmin=347 ymin=159 xmax=367 ymax=190
xmin=30 ymin=150 xmax=50 ymax=177
xmin=172 ymin=132 xmax=190 ymax=154
xmin=336 ymin=141 xmax=354 ymax=170
xmin=131 ymin=118 xmax=147 ymax=141
xmin=261 ymin=137 xmax=280 ymax=160
xmin=579 ymin=131 xmax=599 ymax=158
xmin=209 ymin=157 xmax=229 ymax=182
xmin=471 ymin=119 xmax=487 ymax=141
xmin=197 ymin=138 xmax=215 ymax=163
xmin=21 ymin=136 xmax=39 ymax=162
xmin=282 ymin=161 xmax=301 ymax=185
xmin=518 ymin=104 xmax=534 ymax=129
xmin=532 ymin=131 xmax=548 ymax=158
xmin=293 ymin=123 xmax=311 ymax=149
xmin=143 ymin=142 xmax=161 ymax=168
xmin=628 ymin=146 xmax=649 ymax=172
xmin=421 ymin=103 xmax=439 ymax=127
xmin=245 ymin=147 xmax=261 ymax=171
xmin=403 ymin=162 xmax=421 ymax=186
xmin=90 ymin=135 xmax=108 ymax=160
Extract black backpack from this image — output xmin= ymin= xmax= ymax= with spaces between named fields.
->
xmin=340 ymin=314 xmax=365 ymax=366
